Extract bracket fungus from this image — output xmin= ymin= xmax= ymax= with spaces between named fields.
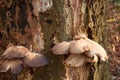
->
xmin=65 ymin=54 xmax=98 ymax=67
xmin=52 ymin=34 xmax=108 ymax=67
xmin=0 ymin=59 xmax=24 ymax=74
xmin=0 ymin=46 xmax=49 ymax=74
xmin=69 ymin=39 xmax=89 ymax=54
xmin=1 ymin=46 xmax=29 ymax=59
xmin=51 ymin=41 xmax=70 ymax=55
xmin=23 ymin=52 xmax=49 ymax=67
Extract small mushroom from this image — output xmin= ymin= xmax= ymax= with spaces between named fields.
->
xmin=65 ymin=54 xmax=86 ymax=67
xmin=1 ymin=46 xmax=29 ymax=59
xmin=65 ymin=54 xmax=98 ymax=67
xmin=52 ymin=41 xmax=70 ymax=55
xmin=23 ymin=52 xmax=49 ymax=67
xmin=70 ymin=34 xmax=108 ymax=61
xmin=0 ymin=59 xmax=24 ymax=74
xmin=73 ymin=34 xmax=87 ymax=40
xmin=69 ymin=39 xmax=89 ymax=54
xmin=85 ymin=38 xmax=108 ymax=61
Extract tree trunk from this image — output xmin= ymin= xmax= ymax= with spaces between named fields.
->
xmin=0 ymin=0 xmax=111 ymax=80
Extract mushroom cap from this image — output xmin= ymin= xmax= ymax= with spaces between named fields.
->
xmin=23 ymin=52 xmax=49 ymax=67
xmin=73 ymin=34 xmax=87 ymax=40
xmin=52 ymin=41 xmax=70 ymax=55
xmin=65 ymin=54 xmax=86 ymax=67
xmin=69 ymin=39 xmax=89 ymax=54
xmin=65 ymin=54 xmax=99 ymax=67
xmin=1 ymin=46 xmax=29 ymax=59
xmin=69 ymin=38 xmax=108 ymax=61
xmin=0 ymin=59 xmax=23 ymax=74
xmin=85 ymin=38 xmax=108 ymax=61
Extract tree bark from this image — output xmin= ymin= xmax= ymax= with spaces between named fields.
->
xmin=0 ymin=0 xmax=111 ymax=80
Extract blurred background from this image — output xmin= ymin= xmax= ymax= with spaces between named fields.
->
xmin=106 ymin=0 xmax=120 ymax=80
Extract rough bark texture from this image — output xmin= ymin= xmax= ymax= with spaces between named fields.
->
xmin=0 ymin=0 xmax=111 ymax=80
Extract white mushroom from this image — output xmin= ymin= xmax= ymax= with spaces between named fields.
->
xmin=70 ymin=34 xmax=108 ymax=61
xmin=65 ymin=54 xmax=98 ymax=67
xmin=0 ymin=59 xmax=24 ymax=74
xmin=69 ymin=39 xmax=89 ymax=54
xmin=1 ymin=46 xmax=29 ymax=59
xmin=73 ymin=34 xmax=87 ymax=40
xmin=52 ymin=41 xmax=70 ymax=55
xmin=0 ymin=45 xmax=49 ymax=74
xmin=23 ymin=52 xmax=49 ymax=67
xmin=65 ymin=54 xmax=86 ymax=67
xmin=85 ymin=38 xmax=108 ymax=61
xmin=52 ymin=34 xmax=108 ymax=67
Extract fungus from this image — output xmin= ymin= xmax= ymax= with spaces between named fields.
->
xmin=84 ymin=38 xmax=108 ymax=61
xmin=1 ymin=46 xmax=29 ymax=59
xmin=0 ymin=59 xmax=24 ymax=74
xmin=52 ymin=34 xmax=108 ymax=67
xmin=52 ymin=41 xmax=70 ymax=55
xmin=65 ymin=54 xmax=98 ymax=67
xmin=73 ymin=34 xmax=87 ymax=40
xmin=69 ymin=39 xmax=89 ymax=54
xmin=65 ymin=54 xmax=86 ymax=67
xmin=0 ymin=46 xmax=49 ymax=74
xmin=23 ymin=52 xmax=49 ymax=67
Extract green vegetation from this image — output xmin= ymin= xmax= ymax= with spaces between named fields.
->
xmin=113 ymin=0 xmax=120 ymax=3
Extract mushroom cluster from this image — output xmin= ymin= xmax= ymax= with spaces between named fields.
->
xmin=0 ymin=46 xmax=49 ymax=74
xmin=52 ymin=34 xmax=108 ymax=67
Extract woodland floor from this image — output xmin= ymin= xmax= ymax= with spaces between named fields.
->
xmin=106 ymin=1 xmax=120 ymax=80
